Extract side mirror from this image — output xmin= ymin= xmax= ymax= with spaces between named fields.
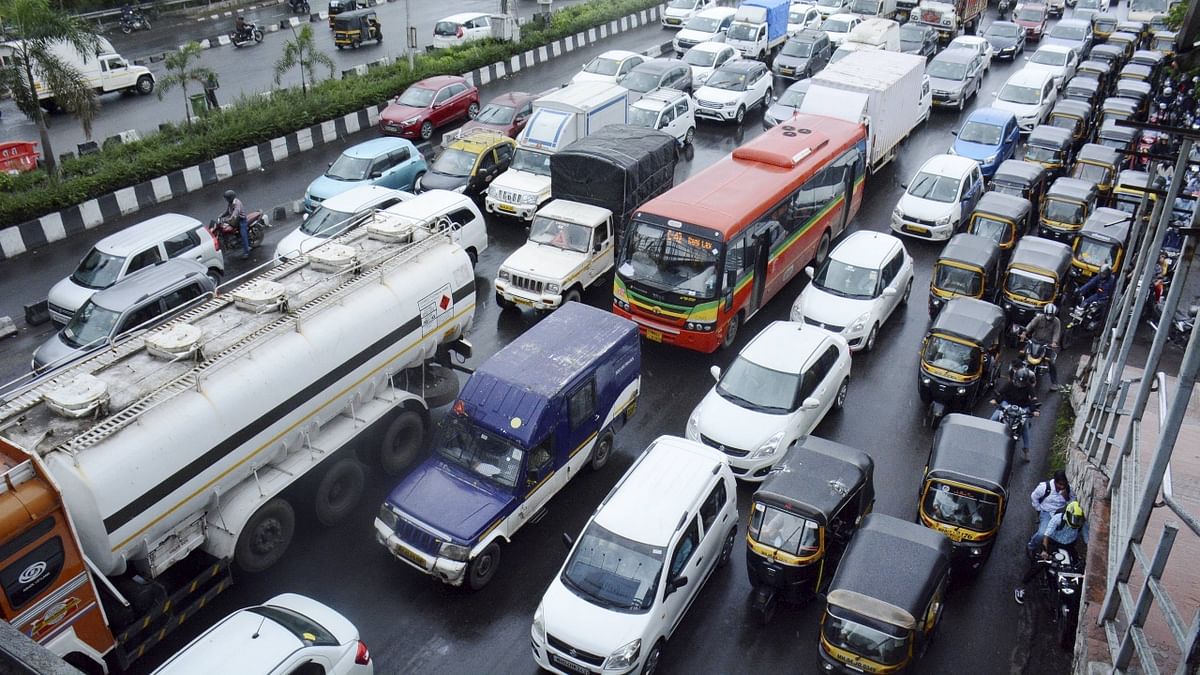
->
xmin=561 ymin=533 xmax=574 ymax=549
xmin=370 ymin=171 xmax=384 ymax=179
xmin=951 ymin=129 xmax=958 ymax=135
xmin=710 ymin=365 xmax=721 ymax=381
xmin=802 ymin=397 xmax=821 ymax=410
xmin=882 ymin=286 xmax=898 ymax=297
xmin=665 ymin=575 xmax=689 ymax=596
xmin=327 ymin=161 xmax=333 ymax=168
xmin=804 ymin=265 xmax=815 ymax=278
xmin=593 ymin=241 xmax=603 ymax=253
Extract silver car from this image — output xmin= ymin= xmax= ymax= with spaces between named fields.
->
xmin=927 ymin=48 xmax=985 ymax=111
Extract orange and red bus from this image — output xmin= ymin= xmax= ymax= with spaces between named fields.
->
xmin=613 ymin=114 xmax=868 ymax=353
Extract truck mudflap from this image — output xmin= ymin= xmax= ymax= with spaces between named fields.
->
xmin=111 ymin=558 xmax=232 ymax=670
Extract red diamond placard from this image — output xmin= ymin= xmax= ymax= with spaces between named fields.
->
xmin=439 ymin=294 xmax=452 ymax=311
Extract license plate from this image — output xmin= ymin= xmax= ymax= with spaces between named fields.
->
xmin=666 ymin=18 xmax=680 ymax=24
xmin=780 ymin=67 xmax=793 ymax=74
xmin=550 ymin=654 xmax=591 ymax=674
xmin=645 ymin=329 xmax=663 ymax=342
xmin=393 ymin=543 xmax=426 ymax=567
xmin=905 ymin=224 xmax=930 ymax=234
xmin=513 ymin=296 xmax=531 ymax=306
xmin=497 ymin=203 xmax=515 ymax=213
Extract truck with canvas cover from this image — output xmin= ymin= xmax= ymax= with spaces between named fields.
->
xmin=375 ymin=302 xmax=641 ymax=590
xmin=726 ymin=0 xmax=791 ymax=61
xmin=0 ymin=218 xmax=476 ymax=671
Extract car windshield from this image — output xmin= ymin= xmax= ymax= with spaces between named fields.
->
xmin=924 ymin=481 xmax=1000 ymax=531
xmin=300 ymin=206 xmax=355 ymax=237
xmin=1050 ymin=24 xmax=1087 ymax=39
xmin=1044 ymin=197 xmax=1085 ymax=224
xmin=528 ymin=215 xmax=591 ymax=253
xmin=970 ymin=215 xmax=1013 ymax=243
xmin=958 ymin=121 xmax=1003 ymax=145
xmin=1077 ymin=238 xmax=1117 ymax=267
xmin=717 ymin=355 xmax=799 ymax=413
xmin=705 ymin=68 xmax=749 ymax=90
xmin=782 ymin=40 xmax=814 ymax=57
xmin=684 ymin=15 xmax=720 ymax=31
xmin=1016 ymin=6 xmax=1043 ymax=20
xmin=817 ymin=0 xmax=842 ymax=7
xmin=397 ymin=86 xmax=435 ymax=107
xmin=1025 ymin=144 xmax=1062 ymax=163
xmin=777 ymin=85 xmax=808 ymax=108
xmin=685 ymin=48 xmax=719 ymax=66
xmin=583 ymin=56 xmax=622 ymax=76
xmin=628 ymin=105 xmax=662 ymax=129
xmin=1006 ymin=267 xmax=1056 ymax=301
xmin=986 ymin=23 xmax=1021 ymax=37
xmin=561 ymin=523 xmax=663 ymax=613
xmin=823 ymin=607 xmax=910 ymax=666
xmin=1077 ymin=0 xmax=1102 ymax=8
xmin=999 ymin=83 xmax=1042 ymax=105
xmin=620 ymin=71 xmax=661 ymax=93
xmin=814 ymin=258 xmax=879 ymax=299
xmin=618 ymin=220 xmax=721 ymax=299
xmin=431 ymin=148 xmax=477 ymax=177
xmin=1073 ymin=162 xmax=1112 ymax=185
xmin=933 ymin=262 xmax=982 ymax=296
xmin=850 ymin=0 xmax=880 ymax=12
xmin=326 ymin=153 xmax=372 ymax=181
xmin=475 ymin=103 xmax=515 ymax=124
xmin=928 ymin=59 xmax=968 ymax=80
xmin=509 ymin=148 xmax=551 ymax=176
xmin=668 ymin=0 xmax=695 ymax=8
xmin=823 ymin=17 xmax=852 ymax=32
xmin=907 ymin=171 xmax=961 ymax=203
xmin=749 ymin=502 xmax=819 ymax=556
xmin=923 ymin=335 xmax=980 ymax=375
xmin=1128 ymin=0 xmax=1165 ymax=12
xmin=60 ymin=300 xmax=120 ymax=349
xmin=434 ymin=415 xmax=525 ymax=490
xmin=70 ymin=248 xmax=125 ymax=289
xmin=1031 ymin=49 xmax=1068 ymax=66
xmin=727 ymin=22 xmax=758 ymax=40
xmin=789 ymin=9 xmax=813 ymax=24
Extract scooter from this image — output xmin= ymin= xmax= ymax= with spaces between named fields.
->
xmin=208 ymin=211 xmax=269 ymax=254
xmin=1148 ymin=301 xmax=1198 ymax=349
xmin=230 ymin=23 xmax=265 ymax=48
xmin=120 ymin=10 xmax=151 ymax=33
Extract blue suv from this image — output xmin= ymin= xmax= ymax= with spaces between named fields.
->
xmin=950 ymin=108 xmax=1020 ymax=178
xmin=304 ymin=137 xmax=427 ymax=212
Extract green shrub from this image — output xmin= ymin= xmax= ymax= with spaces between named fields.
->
xmin=0 ymin=0 xmax=661 ymax=227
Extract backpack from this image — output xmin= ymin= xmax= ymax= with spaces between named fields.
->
xmin=1036 ymin=480 xmax=1055 ymax=506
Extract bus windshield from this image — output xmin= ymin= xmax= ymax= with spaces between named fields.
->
xmin=618 ymin=220 xmax=722 ymax=300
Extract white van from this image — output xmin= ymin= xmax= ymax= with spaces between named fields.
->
xmin=275 ymin=185 xmax=412 ymax=262
xmin=532 ymin=436 xmax=738 ymax=675
xmin=432 ymin=12 xmax=493 ymax=49
xmin=369 ymin=189 xmax=488 ymax=266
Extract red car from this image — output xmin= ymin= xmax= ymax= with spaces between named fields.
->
xmin=458 ymin=91 xmax=538 ymax=138
xmin=1014 ymin=3 xmax=1048 ymax=40
xmin=379 ymin=75 xmax=480 ymax=141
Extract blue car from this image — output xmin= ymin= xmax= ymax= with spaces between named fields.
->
xmin=304 ymin=137 xmax=427 ymax=212
xmin=950 ymin=108 xmax=1020 ymax=178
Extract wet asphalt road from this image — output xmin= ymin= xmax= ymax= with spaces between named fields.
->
xmin=0 ymin=9 xmax=1103 ymax=674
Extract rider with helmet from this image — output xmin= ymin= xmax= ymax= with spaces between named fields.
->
xmin=221 ymin=189 xmax=250 ymax=259
xmin=990 ymin=367 xmax=1040 ymax=460
xmin=1014 ymin=500 xmax=1085 ymax=604
xmin=1023 ymin=303 xmax=1062 ymax=386
xmin=1078 ymin=264 xmax=1116 ymax=308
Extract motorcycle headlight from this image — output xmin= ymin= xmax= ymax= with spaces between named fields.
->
xmin=686 ymin=411 xmax=700 ymax=440
xmin=850 ymin=312 xmax=871 ymax=333
xmin=605 ymin=639 xmax=641 ymax=671
xmin=545 ymin=283 xmax=560 ymax=293
xmin=498 ymin=269 xmax=510 ymax=281
xmin=378 ymin=504 xmax=398 ymax=530
xmin=438 ymin=541 xmax=471 ymax=562
xmin=532 ymin=603 xmax=546 ymax=642
xmin=751 ymin=431 xmax=786 ymax=459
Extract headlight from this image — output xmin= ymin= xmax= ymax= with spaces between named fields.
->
xmin=378 ymin=504 xmax=398 ymax=530
xmin=532 ymin=604 xmax=546 ymax=642
xmin=604 ymin=639 xmax=641 ymax=671
xmin=686 ymin=411 xmax=699 ymax=439
xmin=545 ymin=283 xmax=560 ymax=293
xmin=453 ymin=184 xmax=467 ymax=194
xmin=850 ymin=312 xmax=870 ymax=332
xmin=921 ymin=376 xmax=932 ymax=385
xmin=750 ymin=432 xmax=786 ymax=459
xmin=936 ymin=213 xmax=953 ymax=226
xmin=956 ymin=386 xmax=968 ymax=395
xmin=498 ymin=269 xmax=510 ymax=281
xmin=893 ymin=206 xmax=904 ymax=219
xmin=520 ymin=193 xmax=538 ymax=205
xmin=985 ymin=153 xmax=998 ymax=164
xmin=438 ymin=541 xmax=471 ymax=562
xmin=401 ymin=116 xmax=419 ymax=126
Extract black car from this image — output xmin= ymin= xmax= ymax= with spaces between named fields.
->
xmin=983 ymin=21 xmax=1026 ymax=60
xmin=772 ymin=29 xmax=832 ymax=79
xmin=900 ymin=22 xmax=938 ymax=58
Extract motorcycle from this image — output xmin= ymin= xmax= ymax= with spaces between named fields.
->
xmin=1032 ymin=548 xmax=1084 ymax=650
xmin=289 ymin=0 xmax=311 ymax=13
xmin=120 ymin=11 xmax=151 ymax=33
xmin=230 ymin=23 xmax=265 ymax=48
xmin=1018 ymin=339 xmax=1053 ymax=389
xmin=999 ymin=401 xmax=1039 ymax=450
xmin=208 ymin=211 xmax=269 ymax=254
xmin=1148 ymin=301 xmax=1198 ymax=349
xmin=1062 ymin=300 xmax=1105 ymax=349
xmin=997 ymin=0 xmax=1011 ymax=20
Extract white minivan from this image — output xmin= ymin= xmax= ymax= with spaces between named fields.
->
xmin=275 ymin=184 xmax=412 ymax=262
xmin=366 ymin=189 xmax=488 ymax=266
xmin=532 ymin=436 xmax=738 ymax=675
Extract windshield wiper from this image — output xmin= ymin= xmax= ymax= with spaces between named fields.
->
xmin=817 ymin=283 xmax=849 ymax=298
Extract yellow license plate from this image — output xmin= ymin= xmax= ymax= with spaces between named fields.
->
xmin=645 ymin=329 xmax=663 ymax=342
xmin=905 ymin=224 xmax=929 ymax=234
xmin=513 ymin=296 xmax=531 ymax=306
xmin=497 ymin=203 xmax=515 ymax=213
xmin=393 ymin=543 xmax=425 ymax=567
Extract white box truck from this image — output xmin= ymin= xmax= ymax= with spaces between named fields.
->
xmin=485 ymin=82 xmax=629 ymax=221
xmin=799 ymin=50 xmax=930 ymax=172
xmin=0 ymin=36 xmax=155 ymax=107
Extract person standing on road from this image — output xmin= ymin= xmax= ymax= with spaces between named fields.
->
xmin=221 ymin=189 xmax=251 ymax=260
xmin=1030 ymin=469 xmax=1074 ymax=531
xmin=1023 ymin=303 xmax=1062 ymax=386
xmin=204 ymin=72 xmax=220 ymax=110
xmin=1014 ymin=501 xmax=1085 ymax=604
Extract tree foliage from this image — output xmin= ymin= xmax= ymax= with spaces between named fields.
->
xmin=156 ymin=41 xmax=214 ymax=126
xmin=274 ymin=24 xmax=334 ymax=96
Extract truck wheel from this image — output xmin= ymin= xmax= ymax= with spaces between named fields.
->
xmin=314 ymin=458 xmax=365 ymax=525
xmin=467 ymin=541 xmax=501 ymax=590
xmin=562 ymin=287 xmax=581 ymax=306
xmin=466 ymin=247 xmax=478 ymax=267
xmin=589 ymin=431 xmax=613 ymax=471
xmin=379 ymin=410 xmax=427 ymax=475
xmin=136 ymin=75 xmax=154 ymax=95
xmin=235 ymin=498 xmax=295 ymax=573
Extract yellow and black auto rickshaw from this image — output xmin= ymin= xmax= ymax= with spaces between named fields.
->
xmin=991 ymin=159 xmax=1049 ymax=214
xmin=1091 ymin=13 xmax=1118 ymax=41
xmin=333 ymin=8 xmax=382 ymax=48
xmin=818 ymin=514 xmax=952 ymax=674
xmin=1115 ymin=20 xmax=1148 ymax=45
xmin=1087 ymin=43 xmax=1127 ymax=72
xmin=1046 ymin=100 xmax=1094 ymax=148
xmin=917 ymin=413 xmax=1013 ymax=573
xmin=1149 ymin=31 xmax=1177 ymax=56
xmin=1105 ymin=31 xmax=1139 ymax=61
xmin=1063 ymin=74 xmax=1102 ymax=109
xmin=1077 ymin=59 xmax=1114 ymax=93
xmin=1117 ymin=62 xmax=1155 ymax=87
xmin=1111 ymin=169 xmax=1159 ymax=221
xmin=966 ymin=191 xmax=1034 ymax=257
xmin=1130 ymin=48 xmax=1166 ymax=80
xmin=1071 ymin=207 xmax=1133 ymax=282
xmin=1114 ymin=79 xmax=1151 ymax=117
xmin=1095 ymin=119 xmax=1139 ymax=153
xmin=1071 ymin=143 xmax=1123 ymax=202
xmin=1001 ymin=235 xmax=1073 ymax=344
xmin=918 ymin=297 xmax=1006 ymax=427
xmin=929 ymin=233 xmax=1003 ymax=317
xmin=1097 ymin=96 xmax=1140 ymax=130
xmin=745 ymin=437 xmax=875 ymax=624
xmin=1023 ymin=125 xmax=1076 ymax=178
xmin=1039 ymin=177 xmax=1100 ymax=243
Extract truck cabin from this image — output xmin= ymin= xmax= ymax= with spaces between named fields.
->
xmin=528 ymin=200 xmax=612 ymax=255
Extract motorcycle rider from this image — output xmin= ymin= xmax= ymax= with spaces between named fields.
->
xmin=1022 ymin=303 xmax=1061 ymax=386
xmin=997 ymin=0 xmax=1011 ymax=20
xmin=235 ymin=15 xmax=250 ymax=42
xmin=990 ymin=366 xmax=1040 ymax=460
xmin=221 ymin=189 xmax=251 ymax=260
xmin=1014 ymin=500 xmax=1085 ymax=604
xmin=1078 ymin=264 xmax=1116 ymax=308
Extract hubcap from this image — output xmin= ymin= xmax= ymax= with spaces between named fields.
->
xmin=253 ymin=518 xmax=283 ymax=554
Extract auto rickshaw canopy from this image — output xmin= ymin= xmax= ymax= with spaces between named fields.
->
xmin=936 ymin=233 xmax=1001 ymax=278
xmin=333 ymin=7 xmax=378 ymax=31
xmin=970 ymin=191 xmax=1033 ymax=248
xmin=826 ymin=514 xmax=952 ymax=632
xmin=1009 ymin=235 xmax=1073 ymax=281
xmin=1149 ymin=31 xmax=1177 ymax=55
xmin=1106 ymin=32 xmax=1139 ymax=60
xmin=1115 ymin=79 xmax=1150 ymax=105
xmin=1072 ymin=143 xmax=1122 ymax=188
xmin=1131 ymin=48 xmax=1166 ymax=69
xmin=928 ymin=414 xmax=1013 ymax=494
xmin=1047 ymin=176 xmax=1100 ymax=206
xmin=1115 ymin=20 xmax=1147 ymax=38
xmin=991 ymin=159 xmax=1048 ymax=201
xmin=1025 ymin=125 xmax=1076 ymax=166
xmin=1077 ymin=60 xmax=1113 ymax=88
xmin=1118 ymin=63 xmax=1153 ymax=83
xmin=1091 ymin=14 xmax=1118 ymax=38
xmin=1096 ymin=120 xmax=1139 ymax=151
xmin=753 ymin=436 xmax=875 ymax=529
xmin=1063 ymin=75 xmax=1102 ymax=107
xmin=929 ymin=297 xmax=1006 ymax=346
xmin=1087 ymin=44 xmax=1127 ymax=70
xmin=1048 ymin=99 xmax=1094 ymax=129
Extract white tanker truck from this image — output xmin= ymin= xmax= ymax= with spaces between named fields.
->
xmin=0 ymin=215 xmax=476 ymax=672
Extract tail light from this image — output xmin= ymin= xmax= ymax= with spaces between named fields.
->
xmin=207 ymin=225 xmax=220 ymax=251
xmin=456 ymin=25 xmax=464 ymax=38
xmin=355 ymin=640 xmax=371 ymax=665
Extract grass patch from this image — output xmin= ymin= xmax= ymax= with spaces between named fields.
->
xmin=1048 ymin=387 xmax=1076 ymax=474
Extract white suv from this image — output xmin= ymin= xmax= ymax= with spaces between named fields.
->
xmin=495 ymin=200 xmax=614 ymax=311
xmin=992 ymin=67 xmax=1058 ymax=132
xmin=628 ymin=89 xmax=697 ymax=146
xmin=532 ymin=436 xmax=738 ymax=675
xmin=891 ymin=154 xmax=985 ymax=241
xmin=685 ymin=321 xmax=851 ymax=481
xmin=693 ymin=59 xmax=773 ymax=125
xmin=790 ymin=231 xmax=914 ymax=352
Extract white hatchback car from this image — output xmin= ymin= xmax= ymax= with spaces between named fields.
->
xmin=673 ymin=6 xmax=737 ymax=54
xmin=1024 ymin=44 xmax=1079 ymax=89
xmin=152 ymin=594 xmax=372 ymax=675
xmin=948 ymin=35 xmax=994 ymax=72
xmin=891 ymin=154 xmax=985 ymax=241
xmin=682 ymin=41 xmax=739 ymax=87
xmin=790 ymin=231 xmax=914 ymax=352
xmin=685 ymin=321 xmax=851 ymax=481
xmin=662 ymin=0 xmax=716 ymax=28
xmin=432 ymin=12 xmax=493 ymax=49
xmin=693 ymin=59 xmax=773 ymax=125
xmin=571 ymin=50 xmax=646 ymax=85
xmin=788 ymin=3 xmax=823 ymax=35
xmin=822 ymin=13 xmax=861 ymax=45
xmin=992 ymin=67 xmax=1058 ymax=132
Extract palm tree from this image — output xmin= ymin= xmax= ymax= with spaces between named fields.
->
xmin=273 ymin=24 xmax=335 ymax=96
xmin=156 ymin=42 xmax=214 ymax=126
xmin=0 ymin=0 xmax=101 ymax=177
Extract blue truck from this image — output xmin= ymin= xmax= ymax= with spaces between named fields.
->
xmin=374 ymin=301 xmax=642 ymax=590
xmin=726 ymin=0 xmax=791 ymax=60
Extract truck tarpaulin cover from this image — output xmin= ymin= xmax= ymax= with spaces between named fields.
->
xmin=551 ymin=125 xmax=678 ymax=232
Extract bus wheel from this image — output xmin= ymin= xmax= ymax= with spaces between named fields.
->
xmin=721 ymin=313 xmax=741 ymax=350
xmin=815 ymin=230 xmax=831 ymax=267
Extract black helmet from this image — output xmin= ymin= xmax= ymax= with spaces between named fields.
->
xmin=1014 ymin=366 xmax=1035 ymax=388
xmin=224 ymin=189 xmax=237 ymax=202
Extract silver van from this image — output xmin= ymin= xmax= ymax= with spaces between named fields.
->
xmin=33 ymin=258 xmax=216 ymax=373
xmin=46 ymin=213 xmax=223 ymax=324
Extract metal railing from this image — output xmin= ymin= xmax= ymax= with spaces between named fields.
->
xmin=1072 ymin=122 xmax=1200 ymax=674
